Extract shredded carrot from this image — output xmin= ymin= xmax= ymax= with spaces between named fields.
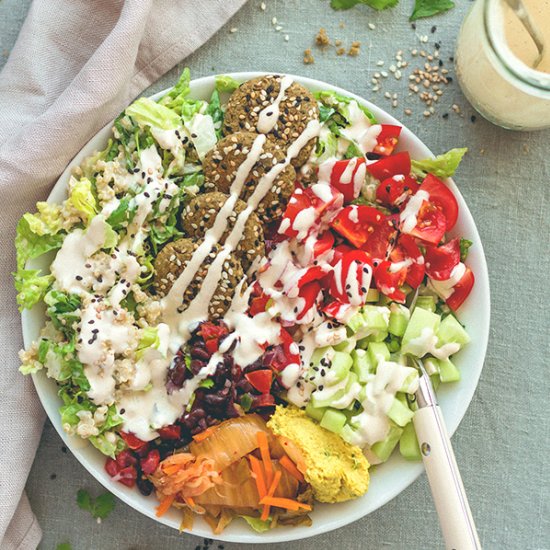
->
xmin=261 ymin=469 xmax=282 ymax=521
xmin=279 ymin=455 xmax=305 ymax=483
xmin=192 ymin=425 xmax=218 ymax=442
xmin=259 ymin=496 xmax=312 ymax=512
xmin=162 ymin=464 xmax=182 ymax=476
xmin=185 ymin=496 xmax=195 ymax=507
xmin=248 ymin=455 xmax=267 ymax=499
xmin=156 ymin=494 xmax=176 ymax=517
xmin=257 ymin=431 xmax=273 ymax=487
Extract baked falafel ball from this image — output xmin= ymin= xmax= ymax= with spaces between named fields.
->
xmin=153 ymin=238 xmax=244 ymax=318
xmin=203 ymin=131 xmax=296 ymax=223
xmin=181 ymin=192 xmax=265 ymax=270
xmin=223 ymin=75 xmax=319 ymax=168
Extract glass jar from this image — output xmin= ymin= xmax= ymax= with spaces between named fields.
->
xmin=455 ymin=0 xmax=550 ymax=130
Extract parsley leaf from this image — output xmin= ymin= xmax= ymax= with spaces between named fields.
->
xmin=77 ymin=489 xmax=116 ymax=520
xmin=93 ymin=493 xmax=117 ymax=519
xmin=330 ymin=0 xmax=398 ymax=10
xmin=410 ymin=0 xmax=455 ymax=21
xmin=459 ymin=239 xmax=473 ymax=261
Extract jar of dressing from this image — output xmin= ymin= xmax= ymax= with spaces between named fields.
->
xmin=456 ymin=0 xmax=550 ymax=130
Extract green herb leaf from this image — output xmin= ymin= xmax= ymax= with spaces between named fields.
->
xmin=76 ymin=489 xmax=116 ymax=520
xmin=411 ymin=148 xmax=467 ymax=178
xmin=459 ymin=239 xmax=473 ymax=261
xmin=331 ymin=0 xmax=398 ymax=10
xmin=56 ymin=543 xmax=72 ymax=550
xmin=76 ymin=489 xmax=92 ymax=513
xmin=93 ymin=492 xmax=116 ymax=520
xmin=410 ymin=0 xmax=455 ymax=21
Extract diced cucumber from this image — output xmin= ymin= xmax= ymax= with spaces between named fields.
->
xmin=310 ymin=346 xmax=334 ymax=367
xmin=387 ymin=337 xmax=401 ymax=352
xmin=333 ymin=339 xmax=355 ymax=354
xmin=366 ymin=288 xmax=379 ymax=302
xmin=437 ymin=314 xmax=470 ymax=347
xmin=305 ymin=401 xmax=326 ymax=422
xmin=367 ymin=342 xmax=390 ymax=368
xmin=340 ymin=423 xmax=359 ymax=445
xmin=389 ymin=305 xmax=409 ymax=337
xmin=351 ymin=348 xmax=373 ymax=383
xmin=362 ymin=305 xmax=390 ymax=332
xmin=368 ymin=330 xmax=389 ymax=343
xmin=399 ymin=421 xmax=421 ymax=461
xmin=370 ymin=424 xmax=404 ymax=462
xmin=311 ymin=387 xmax=346 ymax=409
xmin=356 ymin=337 xmax=369 ymax=350
xmin=401 ymin=307 xmax=441 ymax=354
xmin=320 ymin=408 xmax=347 ymax=434
xmin=347 ymin=312 xmax=367 ymax=334
xmin=415 ymin=295 xmax=436 ymax=312
xmin=423 ymin=357 xmax=440 ymax=376
xmin=387 ymin=397 xmax=415 ymax=427
xmin=326 ymin=351 xmax=353 ymax=385
xmin=437 ymin=357 xmax=461 ymax=383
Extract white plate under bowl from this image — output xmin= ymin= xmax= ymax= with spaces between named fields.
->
xmin=22 ymin=72 xmax=490 ymax=544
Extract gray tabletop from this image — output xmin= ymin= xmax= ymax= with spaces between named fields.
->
xmin=2 ymin=0 xmax=549 ymax=549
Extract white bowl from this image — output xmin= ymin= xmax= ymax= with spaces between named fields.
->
xmin=22 ymin=73 xmax=490 ymax=544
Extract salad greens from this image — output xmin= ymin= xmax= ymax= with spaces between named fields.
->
xmin=411 ymin=147 xmax=467 ymax=178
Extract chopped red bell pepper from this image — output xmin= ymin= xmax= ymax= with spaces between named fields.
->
xmin=245 ymin=370 xmax=274 ymax=394
xmin=120 ymin=431 xmax=147 ymax=451
xmin=157 ymin=424 xmax=182 ymax=440
xmin=251 ymin=393 xmax=276 ymax=409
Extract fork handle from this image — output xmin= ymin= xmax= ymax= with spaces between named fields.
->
xmin=413 ymin=405 xmax=482 ymax=550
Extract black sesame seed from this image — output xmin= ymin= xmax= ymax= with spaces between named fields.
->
xmin=75 ymin=275 xmax=83 ymax=281
xmin=431 ymin=26 xmax=437 ymax=34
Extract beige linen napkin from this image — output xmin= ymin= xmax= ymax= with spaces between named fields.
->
xmin=0 ymin=1 xmax=246 ymax=547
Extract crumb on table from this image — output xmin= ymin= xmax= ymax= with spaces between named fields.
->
xmin=348 ymin=41 xmax=361 ymax=57
xmin=316 ymin=28 xmax=330 ymax=47
xmin=303 ymin=48 xmax=315 ymax=64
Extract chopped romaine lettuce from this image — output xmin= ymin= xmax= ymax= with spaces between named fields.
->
xmin=14 ymin=269 xmax=53 ymax=311
xmin=215 ymin=74 xmax=240 ymax=93
xmin=240 ymin=515 xmax=272 ymax=532
xmin=67 ymin=176 xmax=97 ymax=225
xmin=126 ymin=97 xmax=180 ymax=130
xmin=159 ymin=67 xmax=191 ymax=113
xmin=15 ymin=215 xmax=65 ymax=271
xmin=411 ymin=148 xmax=467 ymax=178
